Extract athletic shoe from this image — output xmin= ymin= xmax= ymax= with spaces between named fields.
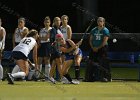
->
xmin=7 ymin=73 xmax=14 ymax=84
xmin=70 ymin=80 xmax=80 ymax=85
xmin=22 ymin=79 xmax=27 ymax=82
xmin=49 ymin=77 xmax=56 ymax=84
xmin=41 ymin=79 xmax=46 ymax=82
xmin=61 ymin=77 xmax=70 ymax=84
xmin=61 ymin=80 xmax=71 ymax=84
xmin=33 ymin=77 xmax=38 ymax=81
xmin=101 ymin=78 xmax=108 ymax=82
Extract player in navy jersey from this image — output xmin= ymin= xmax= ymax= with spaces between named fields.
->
xmin=49 ymin=17 xmax=63 ymax=82
xmin=55 ymin=33 xmax=82 ymax=84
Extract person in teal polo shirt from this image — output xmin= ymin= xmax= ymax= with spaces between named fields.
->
xmin=88 ymin=17 xmax=111 ymax=82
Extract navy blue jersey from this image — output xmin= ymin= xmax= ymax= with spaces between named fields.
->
xmin=62 ymin=41 xmax=82 ymax=60
xmin=50 ymin=26 xmax=62 ymax=43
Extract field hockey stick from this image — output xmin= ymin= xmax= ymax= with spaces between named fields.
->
xmin=27 ymin=59 xmax=56 ymax=84
xmin=37 ymin=69 xmax=56 ymax=84
xmin=94 ymin=62 xmax=111 ymax=80
xmin=97 ymin=64 xmax=109 ymax=74
xmin=73 ymin=18 xmax=95 ymax=55
xmin=27 ymin=59 xmax=35 ymax=69
xmin=80 ymin=18 xmax=95 ymax=43
xmin=76 ymin=18 xmax=95 ymax=48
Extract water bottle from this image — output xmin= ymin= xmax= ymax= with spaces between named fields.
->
xmin=130 ymin=52 xmax=135 ymax=64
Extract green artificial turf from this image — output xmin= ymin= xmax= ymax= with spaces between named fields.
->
xmin=0 ymin=81 xmax=140 ymax=100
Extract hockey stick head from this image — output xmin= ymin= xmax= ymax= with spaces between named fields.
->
xmin=27 ymin=59 xmax=35 ymax=70
xmin=36 ymin=69 xmax=56 ymax=84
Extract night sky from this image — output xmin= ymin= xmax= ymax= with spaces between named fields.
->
xmin=1 ymin=0 xmax=140 ymax=33
xmin=0 ymin=0 xmax=140 ymax=51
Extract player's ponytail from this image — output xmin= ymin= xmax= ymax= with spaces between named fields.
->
xmin=26 ymin=29 xmax=38 ymax=37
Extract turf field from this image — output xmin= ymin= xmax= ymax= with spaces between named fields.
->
xmin=0 ymin=81 xmax=140 ymax=100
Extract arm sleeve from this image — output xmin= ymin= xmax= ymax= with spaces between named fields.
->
xmin=103 ymin=28 xmax=110 ymax=37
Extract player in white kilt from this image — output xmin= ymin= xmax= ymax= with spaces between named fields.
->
xmin=7 ymin=29 xmax=39 ymax=84
xmin=0 ymin=18 xmax=6 ymax=81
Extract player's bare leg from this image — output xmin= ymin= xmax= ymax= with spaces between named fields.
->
xmin=74 ymin=55 xmax=82 ymax=80
xmin=7 ymin=59 xmax=28 ymax=84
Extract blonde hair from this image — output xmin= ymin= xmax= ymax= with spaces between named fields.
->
xmin=52 ymin=17 xmax=61 ymax=26
xmin=97 ymin=17 xmax=105 ymax=26
xmin=53 ymin=17 xmax=60 ymax=23
xmin=97 ymin=17 xmax=105 ymax=22
xmin=26 ymin=29 xmax=38 ymax=37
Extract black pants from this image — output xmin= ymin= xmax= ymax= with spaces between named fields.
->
xmin=85 ymin=46 xmax=111 ymax=81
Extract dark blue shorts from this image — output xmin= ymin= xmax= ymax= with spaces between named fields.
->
xmin=38 ymin=42 xmax=51 ymax=57
xmin=65 ymin=48 xmax=83 ymax=61
xmin=12 ymin=51 xmax=28 ymax=60
xmin=15 ymin=42 xmax=20 ymax=46
xmin=51 ymin=47 xmax=61 ymax=60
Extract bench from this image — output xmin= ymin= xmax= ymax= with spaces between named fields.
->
xmin=2 ymin=51 xmax=15 ymax=67
xmin=108 ymin=52 xmax=140 ymax=68
xmin=81 ymin=51 xmax=140 ymax=67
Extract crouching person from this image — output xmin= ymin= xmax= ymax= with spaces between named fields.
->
xmin=7 ymin=29 xmax=39 ymax=84
xmin=55 ymin=34 xmax=82 ymax=84
xmin=11 ymin=63 xmax=36 ymax=81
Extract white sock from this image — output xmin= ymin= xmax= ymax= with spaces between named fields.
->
xmin=28 ymin=70 xmax=35 ymax=80
xmin=12 ymin=65 xmax=20 ymax=74
xmin=11 ymin=72 xmax=26 ymax=79
xmin=45 ymin=64 xmax=51 ymax=77
xmin=0 ymin=64 xmax=3 ymax=80
xmin=39 ymin=64 xmax=42 ymax=72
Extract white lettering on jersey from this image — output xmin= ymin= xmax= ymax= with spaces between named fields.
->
xmin=39 ymin=27 xmax=52 ymax=43
xmin=14 ymin=27 xmax=28 ymax=43
xmin=13 ymin=37 xmax=36 ymax=57
xmin=60 ymin=25 xmax=70 ymax=40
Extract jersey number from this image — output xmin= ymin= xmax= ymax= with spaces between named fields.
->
xmin=95 ymin=35 xmax=101 ymax=40
xmin=23 ymin=39 xmax=31 ymax=45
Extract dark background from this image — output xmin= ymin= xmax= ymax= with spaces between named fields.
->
xmin=0 ymin=0 xmax=140 ymax=51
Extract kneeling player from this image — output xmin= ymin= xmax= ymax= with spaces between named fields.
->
xmin=7 ymin=29 xmax=39 ymax=84
xmin=11 ymin=63 xmax=36 ymax=81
